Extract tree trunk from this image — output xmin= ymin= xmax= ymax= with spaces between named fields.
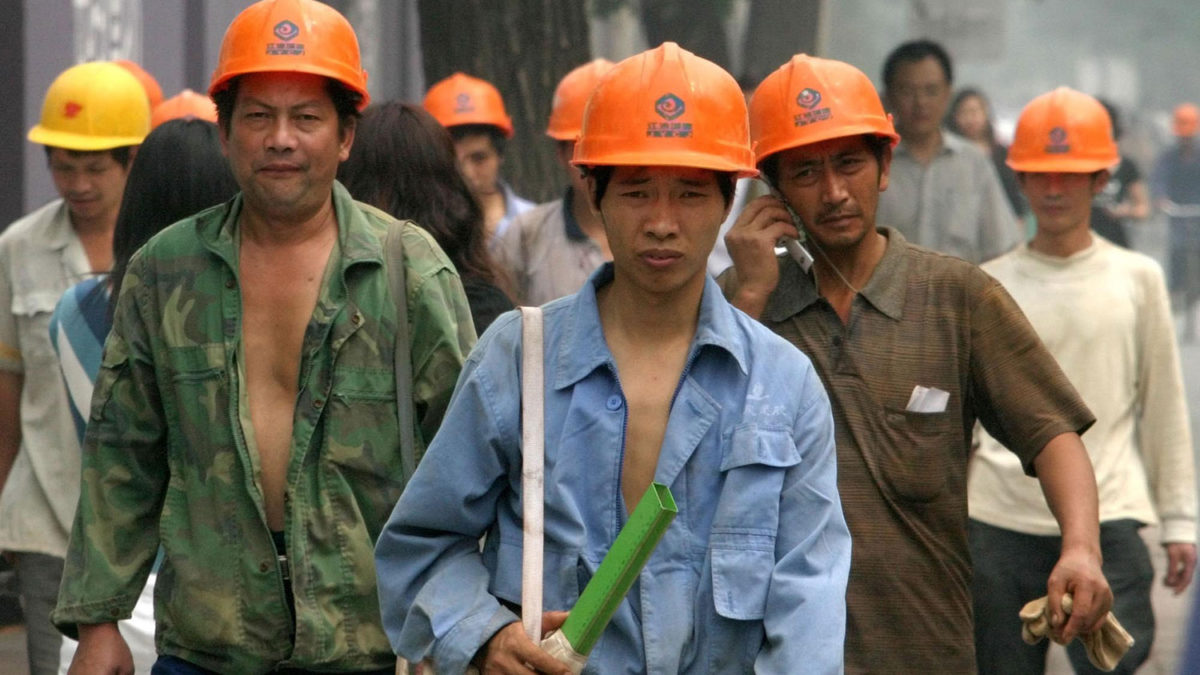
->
xmin=743 ymin=0 xmax=823 ymax=85
xmin=639 ymin=0 xmax=731 ymax=70
xmin=418 ymin=0 xmax=591 ymax=203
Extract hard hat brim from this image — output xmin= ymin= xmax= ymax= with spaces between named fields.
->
xmin=572 ymin=148 xmax=758 ymax=179
xmin=1006 ymin=156 xmax=1119 ymax=173
xmin=28 ymin=125 xmax=145 ymax=151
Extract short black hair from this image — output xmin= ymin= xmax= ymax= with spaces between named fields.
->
xmin=448 ymin=124 xmax=508 ymax=157
xmin=43 ymin=145 xmax=136 ymax=169
xmin=882 ymin=39 xmax=953 ymax=91
xmin=758 ymin=134 xmax=892 ymax=187
xmin=212 ymin=75 xmax=362 ymax=137
xmin=585 ymin=166 xmax=736 ymax=210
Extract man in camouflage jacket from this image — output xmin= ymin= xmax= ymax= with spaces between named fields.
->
xmin=51 ymin=1 xmax=475 ymax=672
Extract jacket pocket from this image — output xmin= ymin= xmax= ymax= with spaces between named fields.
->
xmin=326 ymin=366 xmax=400 ymax=478
xmin=709 ymin=424 xmax=799 ymax=620
xmin=711 ymin=544 xmax=774 ymax=620
xmin=488 ymin=536 xmax=582 ymax=612
xmin=165 ymin=344 xmax=232 ymax=456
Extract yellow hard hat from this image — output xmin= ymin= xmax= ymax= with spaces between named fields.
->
xmin=28 ymin=61 xmax=151 ymax=151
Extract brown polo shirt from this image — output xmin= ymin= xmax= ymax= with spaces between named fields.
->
xmin=722 ymin=228 xmax=1093 ymax=674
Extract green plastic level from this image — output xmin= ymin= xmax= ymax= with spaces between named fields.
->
xmin=560 ymin=482 xmax=677 ymax=655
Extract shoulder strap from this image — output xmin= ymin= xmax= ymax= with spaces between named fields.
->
xmin=386 ymin=221 xmax=418 ymax=484
xmin=519 ymin=305 xmax=545 ymax=641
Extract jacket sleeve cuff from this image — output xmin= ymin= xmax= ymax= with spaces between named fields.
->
xmin=51 ymin=595 xmax=137 ymax=641
xmin=1160 ymin=518 xmax=1197 ymax=544
xmin=431 ymin=605 xmax=520 ymax=673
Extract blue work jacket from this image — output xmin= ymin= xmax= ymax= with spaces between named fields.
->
xmin=375 ymin=265 xmax=850 ymax=673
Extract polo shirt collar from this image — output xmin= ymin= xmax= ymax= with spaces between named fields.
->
xmin=763 ymin=227 xmax=909 ymax=323
xmin=561 ymin=187 xmax=588 ymax=243
xmin=895 ymin=129 xmax=969 ymax=160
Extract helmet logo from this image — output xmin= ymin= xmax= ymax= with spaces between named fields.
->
xmin=793 ymin=88 xmax=831 ymax=128
xmin=647 ymin=93 xmax=692 ymax=139
xmin=63 ymin=101 xmax=83 ymax=119
xmin=267 ymin=20 xmax=304 ymax=56
xmin=1045 ymin=126 xmax=1070 ymax=154
xmin=454 ymin=93 xmax=475 ymax=114
xmin=796 ymin=88 xmax=822 ymax=109
xmin=274 ymin=20 xmax=300 ymax=41
xmin=655 ymin=93 xmax=685 ymax=120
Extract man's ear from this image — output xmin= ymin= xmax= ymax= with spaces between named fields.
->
xmin=585 ymin=172 xmax=602 ymax=216
xmin=1091 ymin=169 xmax=1112 ymax=195
xmin=338 ymin=118 xmax=357 ymax=163
xmin=878 ymin=145 xmax=893 ymax=193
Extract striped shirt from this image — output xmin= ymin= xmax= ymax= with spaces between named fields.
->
xmin=722 ymin=228 xmax=1094 ymax=674
xmin=49 ymin=276 xmax=111 ymax=443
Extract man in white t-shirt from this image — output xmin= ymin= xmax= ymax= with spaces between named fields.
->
xmin=969 ymin=87 xmax=1196 ymax=675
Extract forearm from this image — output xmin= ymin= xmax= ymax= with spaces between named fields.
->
xmin=0 ymin=371 xmax=23 ymax=497
xmin=1034 ymin=432 xmax=1101 ymax=556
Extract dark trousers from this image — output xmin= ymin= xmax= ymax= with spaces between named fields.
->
xmin=969 ymin=519 xmax=1154 ymax=675
xmin=151 ymin=655 xmax=395 ymax=675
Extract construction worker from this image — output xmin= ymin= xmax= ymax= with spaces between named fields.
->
xmin=115 ymin=59 xmax=164 ymax=110
xmin=1151 ymin=102 xmax=1200 ymax=340
xmin=424 ymin=72 xmax=534 ymax=246
xmin=493 ymin=59 xmax=614 ymax=306
xmin=376 ymin=42 xmax=850 ymax=673
xmin=876 ymin=39 xmax=1020 ymax=263
xmin=51 ymin=1 xmax=474 ymax=672
xmin=969 ymin=88 xmax=1195 ymax=675
xmin=150 ymin=89 xmax=218 ymax=128
xmin=0 ymin=60 xmax=149 ymax=675
xmin=722 ymin=54 xmax=1111 ymax=673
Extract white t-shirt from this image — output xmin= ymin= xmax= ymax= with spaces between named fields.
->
xmin=969 ymin=236 xmax=1196 ymax=543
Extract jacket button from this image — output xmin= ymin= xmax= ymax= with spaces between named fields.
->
xmin=260 ymin=562 xmax=269 ymax=573
xmin=313 ymin=398 xmax=325 ymax=409
xmin=606 ymin=395 xmax=622 ymax=411
xmin=225 ymin=279 xmax=235 ymax=289
xmin=351 ymin=312 xmax=363 ymax=325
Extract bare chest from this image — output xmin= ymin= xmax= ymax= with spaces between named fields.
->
xmin=612 ymin=346 xmax=688 ymax=510
xmin=238 ymin=246 xmax=330 ymax=387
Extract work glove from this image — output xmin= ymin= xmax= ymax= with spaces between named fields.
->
xmin=1019 ymin=593 xmax=1134 ymax=672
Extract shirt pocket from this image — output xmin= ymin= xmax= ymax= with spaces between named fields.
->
xmin=878 ymin=408 xmax=955 ymax=502
xmin=10 ymin=290 xmax=60 ymax=365
xmin=709 ymin=424 xmax=799 ymax=621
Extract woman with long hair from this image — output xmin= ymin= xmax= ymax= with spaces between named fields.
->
xmin=947 ymin=87 xmax=1026 ymax=218
xmin=338 ymin=101 xmax=513 ymax=334
xmin=50 ymin=117 xmax=237 ymax=673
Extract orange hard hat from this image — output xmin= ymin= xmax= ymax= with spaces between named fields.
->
xmin=114 ymin=59 xmax=164 ymax=108
xmin=423 ymin=73 xmax=514 ymax=138
xmin=152 ymin=89 xmax=218 ymax=128
xmin=571 ymin=42 xmax=756 ymax=177
xmin=546 ymin=59 xmax=615 ymax=141
xmin=209 ymin=0 xmax=370 ymax=109
xmin=1007 ymin=87 xmax=1118 ymax=173
xmin=749 ymin=54 xmax=899 ymax=165
xmin=1173 ymin=103 xmax=1199 ymax=138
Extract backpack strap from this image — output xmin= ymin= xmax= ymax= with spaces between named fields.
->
xmin=385 ymin=220 xmax=418 ymax=484
xmin=519 ymin=305 xmax=545 ymax=641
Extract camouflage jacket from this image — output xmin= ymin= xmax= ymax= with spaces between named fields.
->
xmin=52 ymin=182 xmax=476 ymax=673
